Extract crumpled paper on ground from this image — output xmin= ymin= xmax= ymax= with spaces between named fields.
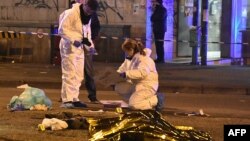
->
xmin=38 ymin=118 xmax=68 ymax=131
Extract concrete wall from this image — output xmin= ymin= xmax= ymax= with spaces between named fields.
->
xmin=0 ymin=0 xmax=146 ymax=37
xmin=0 ymin=0 xmax=147 ymax=63
xmin=96 ymin=0 xmax=146 ymax=37
xmin=0 ymin=0 xmax=68 ymax=63
xmin=0 ymin=0 xmax=67 ymax=24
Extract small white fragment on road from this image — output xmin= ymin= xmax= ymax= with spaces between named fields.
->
xmin=40 ymin=72 xmax=47 ymax=74
xmin=239 ymin=100 xmax=246 ymax=103
xmin=87 ymin=109 xmax=104 ymax=113
xmin=199 ymin=109 xmax=204 ymax=115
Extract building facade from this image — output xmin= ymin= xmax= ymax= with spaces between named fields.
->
xmin=0 ymin=0 xmax=249 ymax=64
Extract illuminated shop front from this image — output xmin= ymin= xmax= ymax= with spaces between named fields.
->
xmin=177 ymin=0 xmax=222 ymax=59
xmin=146 ymin=0 xmax=249 ymax=63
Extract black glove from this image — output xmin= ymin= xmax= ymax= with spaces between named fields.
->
xmin=125 ymin=56 xmax=133 ymax=60
xmin=73 ymin=41 xmax=81 ymax=48
xmin=119 ymin=72 xmax=126 ymax=78
xmin=82 ymin=38 xmax=91 ymax=46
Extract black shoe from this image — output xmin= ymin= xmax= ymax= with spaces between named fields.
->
xmin=154 ymin=60 xmax=165 ymax=63
xmin=58 ymin=98 xmax=62 ymax=102
xmin=72 ymin=101 xmax=87 ymax=108
xmin=89 ymin=98 xmax=101 ymax=104
xmin=110 ymin=84 xmax=115 ymax=91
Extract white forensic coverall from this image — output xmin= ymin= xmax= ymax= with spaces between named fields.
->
xmin=116 ymin=48 xmax=158 ymax=110
xmin=58 ymin=4 xmax=94 ymax=102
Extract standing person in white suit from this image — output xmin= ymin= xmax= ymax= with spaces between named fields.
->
xmin=58 ymin=0 xmax=99 ymax=108
xmin=115 ymin=39 xmax=159 ymax=110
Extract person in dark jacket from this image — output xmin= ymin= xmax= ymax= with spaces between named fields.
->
xmin=75 ymin=0 xmax=101 ymax=103
xmin=84 ymin=10 xmax=100 ymax=103
xmin=150 ymin=0 xmax=167 ymax=63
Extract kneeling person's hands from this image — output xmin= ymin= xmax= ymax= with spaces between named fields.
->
xmin=119 ymin=72 xmax=126 ymax=78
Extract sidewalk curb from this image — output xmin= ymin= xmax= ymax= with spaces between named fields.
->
xmin=159 ymin=85 xmax=250 ymax=95
xmin=0 ymin=80 xmax=249 ymax=95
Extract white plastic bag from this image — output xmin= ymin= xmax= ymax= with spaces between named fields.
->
xmin=8 ymin=85 xmax=52 ymax=111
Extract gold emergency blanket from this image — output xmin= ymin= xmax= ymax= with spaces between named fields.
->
xmin=87 ymin=110 xmax=212 ymax=141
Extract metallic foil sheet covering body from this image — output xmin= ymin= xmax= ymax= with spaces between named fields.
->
xmin=87 ymin=110 xmax=212 ymax=141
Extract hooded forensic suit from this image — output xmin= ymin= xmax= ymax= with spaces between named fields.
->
xmin=58 ymin=3 xmax=94 ymax=102
xmin=116 ymin=48 xmax=158 ymax=110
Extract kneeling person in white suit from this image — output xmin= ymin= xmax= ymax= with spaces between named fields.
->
xmin=115 ymin=39 xmax=159 ymax=110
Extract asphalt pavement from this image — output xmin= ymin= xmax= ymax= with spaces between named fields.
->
xmin=0 ymin=62 xmax=250 ymax=141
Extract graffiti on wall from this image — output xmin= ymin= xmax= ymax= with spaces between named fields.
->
xmin=15 ymin=0 xmax=59 ymax=11
xmin=97 ymin=0 xmax=124 ymax=24
xmin=14 ymin=0 xmax=124 ymax=21
xmin=14 ymin=0 xmax=140 ymax=23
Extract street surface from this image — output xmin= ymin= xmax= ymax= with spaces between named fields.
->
xmin=0 ymin=88 xmax=249 ymax=141
xmin=0 ymin=63 xmax=250 ymax=140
